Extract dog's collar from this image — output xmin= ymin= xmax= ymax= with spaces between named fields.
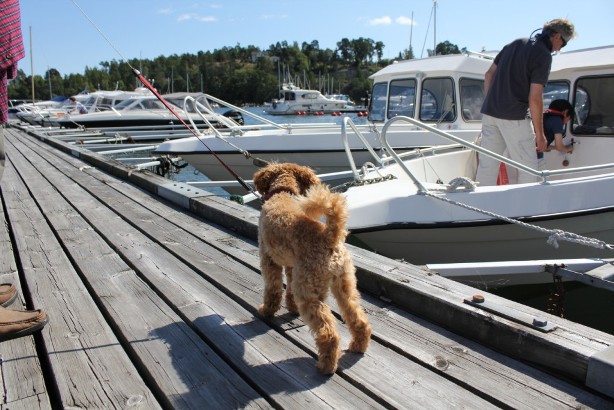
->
xmin=262 ymin=188 xmax=295 ymax=202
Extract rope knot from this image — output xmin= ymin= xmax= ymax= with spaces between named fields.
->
xmin=547 ymin=230 xmax=565 ymax=249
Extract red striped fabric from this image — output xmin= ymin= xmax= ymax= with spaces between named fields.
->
xmin=0 ymin=0 xmax=25 ymax=124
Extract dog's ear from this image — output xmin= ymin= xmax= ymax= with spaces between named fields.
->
xmin=292 ymin=165 xmax=320 ymax=195
xmin=253 ymin=168 xmax=272 ymax=194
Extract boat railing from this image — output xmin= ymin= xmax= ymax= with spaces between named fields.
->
xmin=185 ymin=94 xmax=342 ymax=136
xmin=345 ymin=115 xmax=614 ymax=192
xmin=341 ymin=117 xmax=387 ymax=179
xmin=341 ymin=116 xmax=462 ymax=184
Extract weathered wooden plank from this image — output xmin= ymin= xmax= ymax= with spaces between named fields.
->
xmin=16 ymin=129 xmax=614 ymax=408
xmin=8 ymin=134 xmax=380 ymax=409
xmin=11 ymin=130 xmax=497 ymax=407
xmin=2 ymin=164 xmax=163 ymax=410
xmin=1 ymin=174 xmax=50 ymax=409
xmin=349 ymin=248 xmax=613 ymax=381
xmin=6 ymin=139 xmax=270 ymax=409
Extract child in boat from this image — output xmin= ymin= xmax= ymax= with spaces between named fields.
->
xmin=538 ymin=99 xmax=574 ymax=162
xmin=69 ymin=96 xmax=88 ymax=114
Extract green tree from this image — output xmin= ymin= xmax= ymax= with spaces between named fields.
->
xmin=8 ymin=36 xmax=432 ymax=107
xmin=435 ymin=41 xmax=461 ymax=55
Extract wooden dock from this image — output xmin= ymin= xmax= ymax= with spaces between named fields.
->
xmin=1 ymin=126 xmax=613 ymax=408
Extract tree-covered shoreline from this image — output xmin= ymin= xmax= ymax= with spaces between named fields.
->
xmin=9 ymin=37 xmax=461 ymax=106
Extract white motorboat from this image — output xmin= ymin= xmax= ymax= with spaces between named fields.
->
xmin=264 ymin=82 xmax=354 ymax=115
xmin=16 ymin=88 xmax=152 ymax=127
xmin=154 ymin=53 xmax=493 ymax=193
xmin=14 ymin=94 xmax=81 ymax=126
xmin=342 ymin=46 xmax=614 ymax=266
xmin=55 ymin=92 xmax=237 ymax=132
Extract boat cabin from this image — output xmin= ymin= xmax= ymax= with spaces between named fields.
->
xmin=368 ymin=53 xmax=493 ymax=125
xmin=80 ymin=87 xmax=152 ymax=113
xmin=547 ymin=45 xmax=614 ymax=137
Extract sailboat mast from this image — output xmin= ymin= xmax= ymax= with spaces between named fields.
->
xmin=409 ymin=11 xmax=413 ymax=58
xmin=47 ymin=66 xmax=52 ymax=97
xmin=433 ymin=0 xmax=437 ymax=53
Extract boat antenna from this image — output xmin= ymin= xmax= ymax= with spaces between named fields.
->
xmin=420 ymin=1 xmax=436 ymax=58
xmin=69 ymin=0 xmax=257 ymax=195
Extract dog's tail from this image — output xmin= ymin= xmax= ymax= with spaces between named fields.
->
xmin=298 ymin=184 xmax=349 ymax=244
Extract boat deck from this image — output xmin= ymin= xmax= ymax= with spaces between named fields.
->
xmin=1 ymin=126 xmax=613 ymax=408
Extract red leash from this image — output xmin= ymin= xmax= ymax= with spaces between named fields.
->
xmin=131 ymin=68 xmax=255 ymax=194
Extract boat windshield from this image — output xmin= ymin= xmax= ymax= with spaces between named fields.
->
xmin=112 ymin=98 xmax=168 ymax=111
xmin=572 ymin=75 xmax=614 ymax=135
xmin=113 ymin=98 xmax=139 ymax=111
xmin=459 ymin=78 xmax=485 ymax=121
xmin=369 ymin=82 xmax=388 ymax=122
xmin=388 ymin=79 xmax=416 ymax=119
xmin=419 ymin=77 xmax=455 ymax=122
xmin=543 ymin=81 xmax=569 ymax=107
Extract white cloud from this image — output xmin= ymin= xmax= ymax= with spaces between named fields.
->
xmin=177 ymin=13 xmax=217 ymax=23
xmin=177 ymin=14 xmax=193 ymax=21
xmin=368 ymin=16 xmax=392 ymax=26
xmin=196 ymin=15 xmax=217 ymax=22
xmin=157 ymin=8 xmax=173 ymax=15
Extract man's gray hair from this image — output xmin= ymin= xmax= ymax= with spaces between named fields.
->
xmin=544 ymin=18 xmax=576 ymax=42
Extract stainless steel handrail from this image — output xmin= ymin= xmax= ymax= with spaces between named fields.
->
xmin=377 ymin=116 xmax=614 ymax=190
xmin=341 ymin=116 xmax=464 ymax=184
xmin=341 ymin=117 xmax=386 ymax=180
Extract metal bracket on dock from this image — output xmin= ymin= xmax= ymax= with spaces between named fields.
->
xmin=545 ymin=262 xmax=614 ymax=292
xmin=463 ymin=295 xmax=557 ymax=333
xmin=158 ymin=182 xmax=210 ymax=209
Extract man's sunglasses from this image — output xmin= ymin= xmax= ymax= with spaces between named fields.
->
xmin=560 ymin=34 xmax=568 ymax=48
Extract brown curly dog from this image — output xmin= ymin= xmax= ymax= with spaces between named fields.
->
xmin=253 ymin=162 xmax=371 ymax=374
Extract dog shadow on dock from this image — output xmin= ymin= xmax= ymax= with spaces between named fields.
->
xmin=151 ymin=311 xmax=361 ymax=407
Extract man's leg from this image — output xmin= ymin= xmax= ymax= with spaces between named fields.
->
xmin=476 ymin=115 xmax=507 ymax=186
xmin=500 ymin=118 xmax=540 ymax=184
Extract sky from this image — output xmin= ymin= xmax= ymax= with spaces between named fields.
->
xmin=18 ymin=0 xmax=614 ymax=77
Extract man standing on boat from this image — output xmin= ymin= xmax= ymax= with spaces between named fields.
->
xmin=476 ymin=18 xmax=576 ymax=185
xmin=0 ymin=0 xmax=49 ymax=341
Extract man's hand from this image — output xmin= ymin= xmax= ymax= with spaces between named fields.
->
xmin=536 ymin=134 xmax=547 ymax=152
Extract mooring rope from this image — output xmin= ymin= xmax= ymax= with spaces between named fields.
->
xmin=424 ymin=183 xmax=614 ymax=252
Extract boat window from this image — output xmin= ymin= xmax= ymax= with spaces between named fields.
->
xmin=112 ymin=98 xmax=135 ymax=110
xmin=543 ymin=81 xmax=569 ymax=108
xmin=387 ymin=79 xmax=416 ymax=119
xmin=283 ymin=91 xmax=296 ymax=101
xmin=302 ymin=93 xmax=319 ymax=100
xmin=141 ymin=99 xmax=164 ymax=109
xmin=97 ymin=97 xmax=115 ymax=111
xmin=368 ymin=82 xmax=388 ymax=122
xmin=459 ymin=78 xmax=484 ymax=121
xmin=572 ymin=75 xmax=614 ymax=135
xmin=420 ymin=77 xmax=455 ymax=122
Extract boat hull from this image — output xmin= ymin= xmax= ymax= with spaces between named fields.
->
xmin=155 ymin=127 xmax=482 ymax=194
xmin=351 ymin=209 xmax=614 ymax=265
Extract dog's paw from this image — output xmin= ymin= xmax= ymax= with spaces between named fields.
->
xmin=316 ymin=359 xmax=338 ymax=375
xmin=285 ymin=298 xmax=299 ymax=314
xmin=348 ymin=337 xmax=370 ymax=353
xmin=258 ymin=304 xmax=276 ymax=317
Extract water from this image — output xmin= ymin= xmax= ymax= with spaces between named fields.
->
xmin=108 ymin=108 xmax=614 ymax=336
xmin=490 ymin=281 xmax=614 ymax=335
